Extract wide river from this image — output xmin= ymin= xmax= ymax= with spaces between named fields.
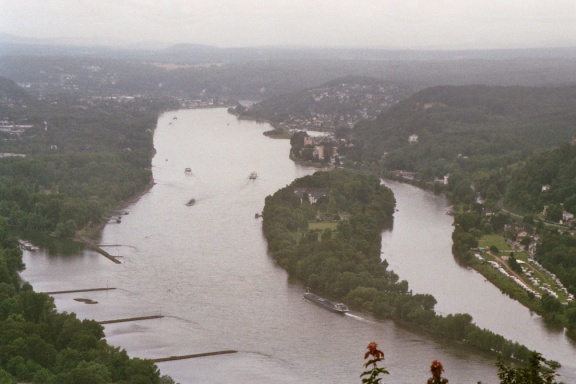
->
xmin=22 ymin=108 xmax=576 ymax=383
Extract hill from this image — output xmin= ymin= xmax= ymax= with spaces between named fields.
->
xmin=350 ymin=85 xmax=576 ymax=182
xmin=233 ymin=76 xmax=413 ymax=131
xmin=0 ymin=75 xmax=35 ymax=107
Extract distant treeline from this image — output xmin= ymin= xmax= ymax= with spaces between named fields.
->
xmin=3 ymin=52 xmax=576 ymax=101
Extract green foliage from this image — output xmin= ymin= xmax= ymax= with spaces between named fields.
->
xmin=496 ymin=353 xmax=564 ymax=384
xmin=541 ymin=294 xmax=562 ymax=313
xmin=536 ymin=232 xmax=576 ymax=296
xmin=505 ymin=144 xmax=576 ymax=214
xmin=508 ymin=256 xmax=522 ymax=274
xmin=0 ymin=81 xmax=159 ymax=236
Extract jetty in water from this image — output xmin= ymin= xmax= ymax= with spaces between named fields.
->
xmin=98 ymin=315 xmax=164 ymax=325
xmin=151 ymin=350 xmax=237 ymax=363
xmin=43 ymin=287 xmax=116 ymax=295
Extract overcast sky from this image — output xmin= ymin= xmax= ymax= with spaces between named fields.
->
xmin=1 ymin=0 xmax=576 ymax=49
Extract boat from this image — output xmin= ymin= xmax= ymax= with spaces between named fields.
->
xmin=249 ymin=172 xmax=257 ymax=180
xmin=18 ymin=239 xmax=39 ymax=251
xmin=304 ymin=292 xmax=349 ymax=314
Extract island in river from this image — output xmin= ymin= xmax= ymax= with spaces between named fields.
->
xmin=262 ymin=169 xmax=534 ymax=363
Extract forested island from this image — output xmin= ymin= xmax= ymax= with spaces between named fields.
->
xmin=262 ymin=170 xmax=535 ymax=363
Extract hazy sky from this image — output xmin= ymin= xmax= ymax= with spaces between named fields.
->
xmin=2 ymin=0 xmax=576 ymax=49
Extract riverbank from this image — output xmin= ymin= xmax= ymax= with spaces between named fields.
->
xmin=228 ymin=108 xmax=293 ymax=139
xmin=76 ymin=177 xmax=156 ymax=239
xmin=72 ymin=168 xmax=157 ymax=263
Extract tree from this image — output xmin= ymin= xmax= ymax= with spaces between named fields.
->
xmin=54 ymin=219 xmax=78 ymax=238
xmin=541 ymin=293 xmax=562 ymax=313
xmin=159 ymin=375 xmax=179 ymax=384
xmin=508 ymin=256 xmax=522 ymax=274
xmin=0 ymin=368 xmax=15 ymax=384
xmin=546 ymin=204 xmax=563 ymax=223
xmin=496 ymin=352 xmax=564 ymax=384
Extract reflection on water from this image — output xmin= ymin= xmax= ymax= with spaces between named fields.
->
xmin=21 ymin=108 xmax=576 ymax=384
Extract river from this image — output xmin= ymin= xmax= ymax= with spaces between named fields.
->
xmin=21 ymin=108 xmax=576 ymax=383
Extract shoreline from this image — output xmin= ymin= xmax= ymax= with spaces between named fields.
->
xmin=228 ymin=108 xmax=293 ymax=139
xmin=74 ymin=172 xmax=156 ymax=258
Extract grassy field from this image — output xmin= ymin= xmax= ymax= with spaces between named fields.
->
xmin=478 ymin=234 xmax=512 ymax=253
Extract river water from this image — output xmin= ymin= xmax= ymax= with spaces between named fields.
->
xmin=21 ymin=108 xmax=576 ymax=383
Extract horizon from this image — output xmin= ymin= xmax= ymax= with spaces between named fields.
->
xmin=2 ymin=31 xmax=576 ymax=53
xmin=1 ymin=1 xmax=576 ymax=51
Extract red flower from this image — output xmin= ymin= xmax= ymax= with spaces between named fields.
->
xmin=430 ymin=360 xmax=444 ymax=377
xmin=364 ymin=342 xmax=384 ymax=360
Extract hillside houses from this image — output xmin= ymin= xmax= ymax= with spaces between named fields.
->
xmin=240 ymin=80 xmax=407 ymax=133
xmin=295 ymin=133 xmax=350 ymax=164
xmin=0 ymin=120 xmax=33 ymax=136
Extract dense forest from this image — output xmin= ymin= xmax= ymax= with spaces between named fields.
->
xmin=505 ymin=143 xmax=576 ymax=214
xmin=0 ymin=76 xmax=177 ymax=236
xmin=351 ymin=85 xmax=576 ymax=179
xmin=262 ymin=170 xmax=534 ymax=362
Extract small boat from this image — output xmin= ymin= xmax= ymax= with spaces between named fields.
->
xmin=304 ymin=292 xmax=349 ymax=314
xmin=18 ymin=240 xmax=39 ymax=251
xmin=249 ymin=172 xmax=258 ymax=180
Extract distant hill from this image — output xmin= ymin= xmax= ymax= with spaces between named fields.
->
xmin=351 ymin=85 xmax=576 ymax=176
xmin=3 ymin=32 xmax=576 ymax=61
xmin=0 ymin=75 xmax=35 ymax=107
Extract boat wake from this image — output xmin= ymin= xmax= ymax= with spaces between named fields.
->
xmin=344 ymin=312 xmax=376 ymax=324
